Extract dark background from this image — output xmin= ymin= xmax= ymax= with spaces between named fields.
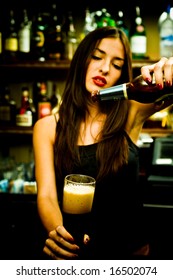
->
xmin=0 ymin=0 xmax=171 ymax=29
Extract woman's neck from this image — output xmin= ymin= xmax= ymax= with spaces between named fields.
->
xmin=77 ymin=109 xmax=106 ymax=145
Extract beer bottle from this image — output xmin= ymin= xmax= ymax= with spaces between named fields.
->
xmin=91 ymin=74 xmax=173 ymax=104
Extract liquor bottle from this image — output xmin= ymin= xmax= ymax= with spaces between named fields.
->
xmin=30 ymin=12 xmax=47 ymax=61
xmin=159 ymin=5 xmax=173 ymax=58
xmin=46 ymin=3 xmax=64 ymax=60
xmin=91 ymin=74 xmax=173 ymax=104
xmin=4 ymin=9 xmax=18 ymax=63
xmin=37 ymin=82 xmax=51 ymax=119
xmin=116 ymin=10 xmax=129 ymax=39
xmin=16 ymin=87 xmax=35 ymax=127
xmin=18 ymin=9 xmax=31 ymax=61
xmin=80 ymin=8 xmax=96 ymax=39
xmin=130 ymin=6 xmax=147 ymax=59
xmin=0 ymin=86 xmax=16 ymax=125
xmin=95 ymin=8 xmax=114 ymax=28
xmin=65 ymin=12 xmax=78 ymax=60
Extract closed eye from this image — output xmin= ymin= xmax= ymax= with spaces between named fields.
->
xmin=91 ymin=54 xmax=123 ymax=70
xmin=113 ymin=64 xmax=122 ymax=70
xmin=91 ymin=55 xmax=102 ymax=60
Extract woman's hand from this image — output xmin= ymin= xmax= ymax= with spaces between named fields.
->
xmin=43 ymin=225 xmax=80 ymax=260
xmin=141 ymin=56 xmax=173 ymax=88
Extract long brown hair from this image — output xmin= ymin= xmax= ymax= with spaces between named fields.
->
xmin=54 ymin=26 xmax=133 ymax=181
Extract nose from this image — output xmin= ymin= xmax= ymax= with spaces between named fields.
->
xmin=99 ymin=60 xmax=110 ymax=74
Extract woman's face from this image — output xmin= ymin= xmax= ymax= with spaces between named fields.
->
xmin=85 ymin=37 xmax=125 ymax=94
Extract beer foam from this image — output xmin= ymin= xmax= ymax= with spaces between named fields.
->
xmin=64 ymin=184 xmax=94 ymax=194
xmin=63 ymin=183 xmax=95 ymax=214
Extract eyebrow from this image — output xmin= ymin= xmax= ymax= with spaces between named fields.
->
xmin=94 ymin=47 xmax=125 ymax=62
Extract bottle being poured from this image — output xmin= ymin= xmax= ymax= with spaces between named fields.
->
xmin=91 ymin=74 xmax=173 ymax=104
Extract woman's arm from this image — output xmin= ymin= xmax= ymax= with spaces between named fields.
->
xmin=33 ymin=115 xmax=62 ymax=232
xmin=125 ymin=57 xmax=173 ymax=144
xmin=33 ymin=115 xmax=79 ymax=259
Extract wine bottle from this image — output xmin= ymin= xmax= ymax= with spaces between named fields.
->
xmin=130 ymin=6 xmax=147 ymax=59
xmin=16 ymin=86 xmax=35 ymax=127
xmin=81 ymin=8 xmax=96 ymax=38
xmin=66 ymin=12 xmax=78 ymax=60
xmin=37 ymin=82 xmax=51 ymax=119
xmin=91 ymin=75 xmax=173 ymax=104
xmin=0 ymin=86 xmax=16 ymax=125
xmin=46 ymin=3 xmax=64 ymax=60
xmin=116 ymin=10 xmax=129 ymax=39
xmin=30 ymin=12 xmax=47 ymax=61
xmin=4 ymin=9 xmax=18 ymax=63
xmin=18 ymin=9 xmax=31 ymax=61
xmin=159 ymin=5 xmax=173 ymax=58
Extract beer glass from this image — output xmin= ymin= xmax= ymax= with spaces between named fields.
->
xmin=62 ymin=174 xmax=96 ymax=258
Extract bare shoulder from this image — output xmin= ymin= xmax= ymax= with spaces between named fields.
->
xmin=33 ymin=114 xmax=59 ymax=142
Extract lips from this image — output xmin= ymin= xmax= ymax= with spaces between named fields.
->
xmin=93 ymin=76 xmax=107 ymax=87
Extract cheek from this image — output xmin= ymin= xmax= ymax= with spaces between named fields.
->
xmin=85 ymin=66 xmax=93 ymax=85
xmin=110 ymin=71 xmax=122 ymax=86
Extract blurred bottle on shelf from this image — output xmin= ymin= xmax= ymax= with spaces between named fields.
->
xmin=37 ymin=81 xmax=51 ymax=119
xmin=18 ymin=9 xmax=31 ymax=61
xmin=95 ymin=8 xmax=115 ymax=28
xmin=130 ymin=6 xmax=147 ymax=59
xmin=0 ymin=86 xmax=16 ymax=126
xmin=46 ymin=3 xmax=65 ymax=60
xmin=16 ymin=86 xmax=36 ymax=127
xmin=30 ymin=12 xmax=48 ymax=61
xmin=116 ymin=10 xmax=129 ymax=39
xmin=3 ymin=9 xmax=18 ymax=63
xmin=159 ymin=5 xmax=173 ymax=57
xmin=65 ymin=12 xmax=78 ymax=60
xmin=80 ymin=8 xmax=96 ymax=40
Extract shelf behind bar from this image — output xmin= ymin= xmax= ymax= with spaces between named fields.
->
xmin=0 ymin=59 xmax=71 ymax=69
xmin=0 ymin=126 xmax=33 ymax=135
xmin=0 ymin=59 xmax=158 ymax=70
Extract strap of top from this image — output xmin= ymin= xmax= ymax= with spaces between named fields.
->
xmin=54 ymin=114 xmax=58 ymax=123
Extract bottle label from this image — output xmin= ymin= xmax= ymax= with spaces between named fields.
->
xmin=160 ymin=35 xmax=173 ymax=57
xmin=0 ymin=105 xmax=11 ymax=121
xmin=38 ymin=102 xmax=51 ymax=119
xmin=18 ymin=28 xmax=30 ymax=53
xmin=5 ymin=38 xmax=18 ymax=51
xmin=67 ymin=41 xmax=78 ymax=60
xmin=16 ymin=113 xmax=32 ymax=127
xmin=130 ymin=35 xmax=147 ymax=54
xmin=36 ymin=31 xmax=45 ymax=47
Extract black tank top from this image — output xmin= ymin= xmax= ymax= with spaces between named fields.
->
xmin=55 ymin=127 xmax=148 ymax=259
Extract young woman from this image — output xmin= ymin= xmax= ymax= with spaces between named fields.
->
xmin=33 ymin=26 xmax=173 ymax=260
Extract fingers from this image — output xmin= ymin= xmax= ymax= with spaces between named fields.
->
xmin=49 ymin=227 xmax=79 ymax=251
xmin=162 ymin=57 xmax=173 ymax=86
xmin=43 ymin=238 xmax=78 ymax=259
xmin=56 ymin=225 xmax=74 ymax=242
xmin=141 ymin=57 xmax=173 ymax=87
xmin=43 ymin=225 xmax=79 ymax=260
xmin=83 ymin=234 xmax=90 ymax=245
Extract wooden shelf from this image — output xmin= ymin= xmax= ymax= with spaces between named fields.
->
xmin=0 ymin=126 xmax=33 ymax=135
xmin=0 ymin=59 xmax=71 ymax=70
xmin=0 ymin=59 xmax=158 ymax=70
xmin=142 ymin=128 xmax=173 ymax=138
